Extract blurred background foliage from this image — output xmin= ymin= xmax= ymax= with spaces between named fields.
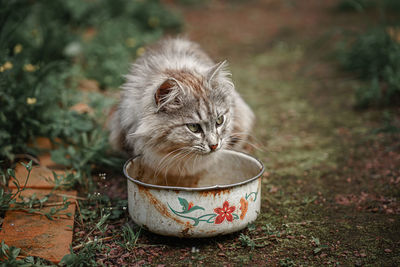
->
xmin=0 ymin=0 xmax=181 ymax=181
xmin=337 ymin=0 xmax=400 ymax=108
xmin=337 ymin=0 xmax=400 ymax=12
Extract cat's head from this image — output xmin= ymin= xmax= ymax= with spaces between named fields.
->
xmin=142 ymin=61 xmax=235 ymax=156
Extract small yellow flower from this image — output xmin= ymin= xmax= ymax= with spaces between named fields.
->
xmin=14 ymin=44 xmax=23 ymax=54
xmin=24 ymin=64 xmax=37 ymax=72
xmin=136 ymin=47 xmax=146 ymax=57
xmin=26 ymin=97 xmax=37 ymax=105
xmin=3 ymin=61 xmax=13 ymax=70
xmin=0 ymin=66 xmax=4 ymax=72
xmin=125 ymin=37 xmax=136 ymax=48
xmin=148 ymin=17 xmax=160 ymax=28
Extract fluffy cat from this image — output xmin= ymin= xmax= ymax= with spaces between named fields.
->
xmin=109 ymin=38 xmax=254 ymax=186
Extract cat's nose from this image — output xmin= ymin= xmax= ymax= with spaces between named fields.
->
xmin=209 ymin=143 xmax=218 ymax=151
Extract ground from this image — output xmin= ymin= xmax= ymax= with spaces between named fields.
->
xmin=75 ymin=0 xmax=399 ymax=265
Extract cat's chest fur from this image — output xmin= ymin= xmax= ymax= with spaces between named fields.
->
xmin=109 ymin=38 xmax=254 ymax=186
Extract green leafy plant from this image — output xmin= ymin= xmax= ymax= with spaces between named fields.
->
xmin=0 ymin=241 xmax=22 ymax=266
xmin=262 ymin=223 xmax=281 ymax=237
xmin=0 ymin=241 xmax=51 ymax=266
xmin=79 ymin=0 xmax=181 ymax=88
xmin=279 ymin=258 xmax=295 ymax=267
xmin=247 ymin=223 xmax=257 ymax=232
xmin=0 ymin=161 xmax=32 ymax=212
xmin=0 ymin=0 xmax=181 ymax=167
xmin=336 ymin=0 xmax=377 ymax=12
xmin=60 ymin=241 xmax=101 ymax=267
xmin=311 ymin=236 xmax=329 ymax=254
xmin=339 ymin=28 xmax=400 ymax=107
xmin=373 ymin=111 xmax=400 ymax=133
xmin=336 ymin=0 xmax=400 ymax=13
xmin=0 ymin=161 xmax=74 ymax=220
xmin=238 ymin=233 xmax=256 ymax=249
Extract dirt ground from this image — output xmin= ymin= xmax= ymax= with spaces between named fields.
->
xmin=89 ymin=0 xmax=400 ymax=265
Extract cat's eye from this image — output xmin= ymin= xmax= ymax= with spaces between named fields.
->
xmin=187 ymin=123 xmax=201 ymax=133
xmin=216 ymin=115 xmax=224 ymax=126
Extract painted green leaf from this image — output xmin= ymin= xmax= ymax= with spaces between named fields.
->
xmin=181 ymin=205 xmax=205 ymax=214
xmin=245 ymin=192 xmax=258 ymax=201
xmin=187 ymin=206 xmax=205 ymax=212
xmin=178 ymin=197 xmax=189 ymax=211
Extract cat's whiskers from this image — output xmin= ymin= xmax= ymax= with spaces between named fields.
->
xmin=162 ymin=148 xmax=194 ymax=185
xmin=156 ymin=152 xmax=184 ymax=185
xmin=152 ymin=147 xmax=189 ymax=180
xmin=177 ymin=149 xmax=197 ymax=185
xmin=153 ymin=150 xmax=184 ymax=180
xmin=157 ymin=147 xmax=193 ymax=179
xmin=164 ymin=150 xmax=188 ymax=177
xmin=230 ymin=131 xmax=264 ymax=146
xmin=174 ymin=149 xmax=195 ymax=173
xmin=229 ymin=132 xmax=265 ymax=152
xmin=191 ymin=153 xmax=200 ymax=176
xmin=178 ymin=149 xmax=199 ymax=180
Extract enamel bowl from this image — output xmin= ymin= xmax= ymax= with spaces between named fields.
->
xmin=124 ymin=150 xmax=264 ymax=238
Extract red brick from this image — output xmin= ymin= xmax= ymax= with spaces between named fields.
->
xmin=0 ymin=189 xmax=77 ymax=263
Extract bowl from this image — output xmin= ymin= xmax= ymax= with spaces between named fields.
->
xmin=124 ymin=150 xmax=264 ymax=238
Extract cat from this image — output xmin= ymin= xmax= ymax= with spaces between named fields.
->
xmin=109 ymin=37 xmax=254 ymax=186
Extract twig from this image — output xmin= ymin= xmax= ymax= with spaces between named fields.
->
xmin=33 ymin=201 xmax=66 ymax=208
xmin=73 ymin=236 xmax=114 ymax=251
xmin=84 ymin=228 xmax=96 ymax=242
xmin=14 ymin=154 xmax=40 ymax=165
xmin=284 ymin=220 xmax=318 ymax=225
xmin=56 ymin=193 xmax=87 ymax=200
xmin=136 ymin=244 xmax=167 ymax=249
xmin=75 ymin=199 xmax=84 ymax=226
xmin=252 ymin=236 xmax=273 ymax=241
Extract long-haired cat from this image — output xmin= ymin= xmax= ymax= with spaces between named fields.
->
xmin=109 ymin=38 xmax=254 ymax=187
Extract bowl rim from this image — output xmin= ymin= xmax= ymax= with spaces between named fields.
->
xmin=123 ymin=150 xmax=265 ymax=192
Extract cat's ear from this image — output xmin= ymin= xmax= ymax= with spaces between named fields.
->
xmin=207 ymin=60 xmax=228 ymax=83
xmin=155 ymin=78 xmax=183 ymax=111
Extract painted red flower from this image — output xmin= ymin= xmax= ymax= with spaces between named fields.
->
xmin=188 ymin=202 xmax=194 ymax=211
xmin=214 ymin=201 xmax=236 ymax=224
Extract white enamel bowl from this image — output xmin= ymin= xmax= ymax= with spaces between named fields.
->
xmin=124 ymin=150 xmax=264 ymax=238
